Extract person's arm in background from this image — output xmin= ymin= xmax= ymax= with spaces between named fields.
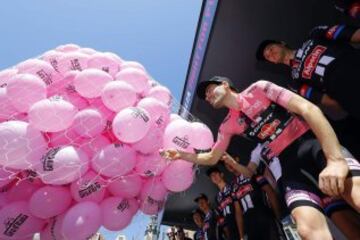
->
xmin=291 ymin=83 xmax=348 ymax=120
xmin=254 ymin=80 xmax=349 ymax=196
xmin=234 ymin=201 xmax=245 ymax=240
xmin=221 ymin=153 xmax=254 ymax=178
xmin=309 ymin=24 xmax=360 ymax=43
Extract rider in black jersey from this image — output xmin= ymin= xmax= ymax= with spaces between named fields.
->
xmin=256 ymin=24 xmax=360 ymax=158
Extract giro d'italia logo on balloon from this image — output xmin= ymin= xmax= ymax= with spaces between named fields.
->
xmin=0 ymin=43 xmax=214 ymax=239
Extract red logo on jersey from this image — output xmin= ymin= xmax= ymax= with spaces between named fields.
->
xmin=325 ymin=25 xmax=339 ymax=40
xmin=258 ymin=119 xmax=280 ymax=139
xmin=302 ymin=46 xmax=326 ymax=79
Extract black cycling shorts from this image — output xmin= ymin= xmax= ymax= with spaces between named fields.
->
xmin=278 ymin=131 xmax=360 ymax=216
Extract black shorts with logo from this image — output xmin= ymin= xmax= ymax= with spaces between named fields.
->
xmin=278 ymin=131 xmax=360 ymax=215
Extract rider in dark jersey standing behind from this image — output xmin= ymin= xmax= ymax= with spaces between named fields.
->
xmin=256 ymin=24 xmax=360 ymax=158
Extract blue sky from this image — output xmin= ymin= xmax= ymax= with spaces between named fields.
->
xmin=0 ymin=0 xmax=202 ymax=239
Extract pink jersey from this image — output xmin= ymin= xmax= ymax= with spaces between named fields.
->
xmin=213 ymin=80 xmax=309 ymax=159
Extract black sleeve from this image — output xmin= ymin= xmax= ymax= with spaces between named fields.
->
xmin=288 ymin=82 xmax=324 ymax=105
xmin=309 ymin=24 xmax=357 ymax=42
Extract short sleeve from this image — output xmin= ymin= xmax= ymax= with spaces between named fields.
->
xmin=251 ymin=80 xmax=296 ymax=109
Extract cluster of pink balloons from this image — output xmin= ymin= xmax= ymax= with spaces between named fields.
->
xmin=0 ymin=43 xmax=214 ymax=239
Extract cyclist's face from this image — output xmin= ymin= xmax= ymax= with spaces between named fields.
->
xmin=263 ymin=43 xmax=286 ymax=64
xmin=210 ymin=172 xmax=223 ymax=185
xmin=205 ymin=83 xmax=227 ymax=109
xmin=197 ymin=198 xmax=209 ymax=212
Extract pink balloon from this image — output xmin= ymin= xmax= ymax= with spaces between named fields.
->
xmin=78 ymin=47 xmax=97 ymax=55
xmin=112 ymin=107 xmax=151 ymax=143
xmin=132 ymin=125 xmax=164 ymax=154
xmin=120 ymin=61 xmax=146 ymax=72
xmin=70 ymin=170 xmax=106 ymax=203
xmin=107 ymin=173 xmax=142 ymax=198
xmin=100 ymin=197 xmax=135 ymax=231
xmin=28 ymin=97 xmax=78 ymax=132
xmin=29 ymin=186 xmax=72 ymax=219
xmin=72 ymin=109 xmax=106 ymax=138
xmin=140 ymin=177 xmax=168 ymax=201
xmin=162 ymin=160 xmax=194 ymax=192
xmin=115 ymin=68 xmax=150 ymax=95
xmin=163 ymin=119 xmax=194 ymax=153
xmin=78 ymin=135 xmax=110 ymax=159
xmin=6 ymin=178 xmax=42 ymax=202
xmin=6 ymin=74 xmax=47 ymax=112
xmin=103 ymin=52 xmax=124 ymax=66
xmin=55 ymin=43 xmax=81 ymax=52
xmin=170 ymin=113 xmax=183 ymax=122
xmin=91 ymin=143 xmax=136 ymax=177
xmin=73 ymin=69 xmax=112 ymax=98
xmin=0 ymin=68 xmax=18 ymax=88
xmin=61 ymin=202 xmax=101 ymax=240
xmin=0 ymin=88 xmax=19 ymax=121
xmin=40 ymin=50 xmax=64 ymax=72
xmin=101 ymin=81 xmax=137 ymax=112
xmin=87 ymin=53 xmax=120 ymax=77
xmin=56 ymin=52 xmax=89 ymax=75
xmin=33 ymin=146 xmax=89 ymax=185
xmin=140 ymin=196 xmax=165 ymax=215
xmin=40 ymin=213 xmax=65 ymax=240
xmin=0 ymin=121 xmax=47 ymax=170
xmin=136 ymin=97 xmax=170 ymax=129
xmin=135 ymin=152 xmax=167 ymax=177
xmin=191 ymin=122 xmax=214 ymax=152
xmin=16 ymin=59 xmax=62 ymax=87
xmin=47 ymin=70 xmax=78 ymax=97
xmin=0 ymin=201 xmax=45 ymax=239
xmin=147 ymin=85 xmax=172 ymax=106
